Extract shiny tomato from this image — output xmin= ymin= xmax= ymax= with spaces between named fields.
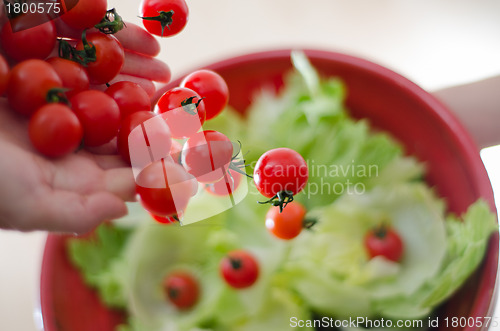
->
xmin=265 ymin=201 xmax=306 ymax=240
xmin=140 ymin=0 xmax=189 ymax=37
xmin=136 ymin=159 xmax=196 ymax=217
xmin=70 ymin=90 xmax=120 ymax=147
xmin=0 ymin=55 xmax=9 ymax=95
xmin=28 ymin=103 xmax=83 ymax=158
xmin=60 ymin=0 xmax=108 ymax=30
xmin=155 ymin=87 xmax=206 ymax=139
xmin=76 ymin=32 xmax=124 ymax=85
xmin=46 ymin=57 xmax=89 ymax=99
xmin=0 ymin=18 xmax=56 ymax=62
xmin=7 ymin=59 xmax=62 ymax=116
xmin=163 ymin=271 xmax=199 ymax=310
xmin=117 ymin=111 xmax=156 ymax=164
xmin=364 ymin=225 xmax=404 ymax=262
xmin=253 ymin=148 xmax=308 ymax=210
xmin=220 ymin=250 xmax=259 ymax=289
xmin=181 ymin=69 xmax=229 ymax=120
xmin=181 ymin=130 xmax=233 ymax=184
xmin=106 ymin=81 xmax=151 ymax=119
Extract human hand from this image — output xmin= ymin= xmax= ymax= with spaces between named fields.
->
xmin=0 ymin=13 xmax=171 ymax=233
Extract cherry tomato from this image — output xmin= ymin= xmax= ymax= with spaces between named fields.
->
xmin=265 ymin=201 xmax=306 ymax=240
xmin=151 ymin=213 xmax=178 ymax=224
xmin=28 ymin=103 xmax=83 ymax=158
xmin=0 ymin=18 xmax=56 ymax=62
xmin=60 ymin=0 xmax=108 ymax=30
xmin=205 ymin=169 xmax=241 ymax=196
xmin=181 ymin=130 xmax=233 ymax=184
xmin=181 ymin=70 xmax=229 ymax=120
xmin=117 ymin=111 xmax=156 ymax=164
xmin=7 ymin=59 xmax=62 ymax=116
xmin=220 ymin=250 xmax=259 ymax=289
xmin=0 ymin=55 xmax=9 ymax=95
xmin=140 ymin=0 xmax=189 ymax=37
xmin=136 ymin=159 xmax=195 ymax=217
xmin=364 ymin=225 xmax=404 ymax=262
xmin=253 ymin=148 xmax=308 ymax=210
xmin=106 ymin=81 xmax=151 ymax=119
xmin=76 ymin=32 xmax=124 ymax=85
xmin=163 ymin=271 xmax=199 ymax=310
xmin=70 ymin=90 xmax=120 ymax=147
xmin=155 ymin=87 xmax=206 ymax=139
xmin=46 ymin=57 xmax=89 ymax=99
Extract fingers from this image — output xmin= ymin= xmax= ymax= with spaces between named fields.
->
xmin=121 ymin=50 xmax=171 ymax=83
xmin=34 ymin=190 xmax=128 ymax=234
xmin=114 ymin=22 xmax=160 ymax=57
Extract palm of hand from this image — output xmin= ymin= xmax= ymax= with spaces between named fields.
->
xmin=0 ymin=98 xmax=135 ymax=233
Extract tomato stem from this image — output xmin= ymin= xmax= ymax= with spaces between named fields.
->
xmin=46 ymin=88 xmax=71 ymax=106
xmin=303 ymin=218 xmax=318 ymax=230
xmin=167 ymin=287 xmax=179 ymax=299
xmin=373 ymin=224 xmax=388 ymax=238
xmin=258 ymin=190 xmax=294 ymax=213
xmin=229 ymin=257 xmax=242 ymax=270
xmin=180 ymin=96 xmax=204 ymax=115
xmin=58 ymin=30 xmax=96 ymax=67
xmin=95 ymin=8 xmax=126 ymax=34
xmin=139 ymin=10 xmax=174 ymax=37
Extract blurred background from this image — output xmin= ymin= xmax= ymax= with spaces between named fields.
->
xmin=1 ymin=0 xmax=500 ymax=330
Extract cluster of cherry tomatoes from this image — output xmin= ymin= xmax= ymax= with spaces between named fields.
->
xmin=163 ymin=249 xmax=259 ymax=310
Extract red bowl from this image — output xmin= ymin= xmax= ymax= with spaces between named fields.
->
xmin=40 ymin=49 xmax=499 ymax=331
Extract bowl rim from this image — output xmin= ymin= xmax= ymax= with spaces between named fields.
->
xmin=41 ymin=48 xmax=499 ymax=331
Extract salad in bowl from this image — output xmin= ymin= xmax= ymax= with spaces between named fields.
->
xmin=40 ymin=50 xmax=498 ymax=331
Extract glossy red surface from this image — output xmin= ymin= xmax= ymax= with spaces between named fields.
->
xmin=40 ymin=50 xmax=499 ymax=331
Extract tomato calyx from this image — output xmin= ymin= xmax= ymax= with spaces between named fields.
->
xmin=228 ymin=256 xmax=243 ymax=270
xmin=95 ymin=8 xmax=126 ymax=34
xmin=46 ymin=88 xmax=71 ymax=105
xmin=139 ymin=10 xmax=174 ymax=37
xmin=372 ymin=223 xmax=389 ymax=239
xmin=58 ymin=31 xmax=96 ymax=66
xmin=258 ymin=190 xmax=294 ymax=213
xmin=180 ymin=96 xmax=204 ymax=115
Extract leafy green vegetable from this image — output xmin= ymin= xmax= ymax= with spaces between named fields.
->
xmin=67 ymin=224 xmax=132 ymax=308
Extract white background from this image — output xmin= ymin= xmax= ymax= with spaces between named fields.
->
xmin=1 ymin=0 xmax=500 ymax=330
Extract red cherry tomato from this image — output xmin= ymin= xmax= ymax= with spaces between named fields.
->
xmin=265 ymin=201 xmax=306 ymax=240
xmin=140 ymin=0 xmax=189 ymax=37
xmin=181 ymin=130 xmax=233 ymax=184
xmin=28 ymin=103 xmax=83 ymax=158
xmin=7 ymin=59 xmax=62 ymax=116
xmin=117 ymin=111 xmax=156 ymax=164
xmin=0 ymin=18 xmax=56 ymax=62
xmin=163 ymin=271 xmax=199 ymax=310
xmin=155 ymin=87 xmax=206 ymax=139
xmin=136 ymin=159 xmax=195 ymax=217
xmin=106 ymin=81 xmax=151 ymax=119
xmin=220 ymin=250 xmax=259 ymax=289
xmin=60 ymin=0 xmax=108 ymax=30
xmin=181 ymin=70 xmax=229 ymax=120
xmin=70 ymin=90 xmax=120 ymax=147
xmin=46 ymin=57 xmax=89 ymax=99
xmin=253 ymin=148 xmax=308 ymax=209
xmin=76 ymin=32 xmax=124 ymax=85
xmin=205 ymin=169 xmax=241 ymax=196
xmin=364 ymin=225 xmax=404 ymax=262
xmin=0 ymin=55 xmax=9 ymax=95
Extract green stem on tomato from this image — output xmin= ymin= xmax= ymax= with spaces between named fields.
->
xmin=139 ymin=10 xmax=174 ymax=37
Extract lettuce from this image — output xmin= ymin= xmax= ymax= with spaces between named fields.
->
xmin=67 ymin=224 xmax=132 ymax=308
